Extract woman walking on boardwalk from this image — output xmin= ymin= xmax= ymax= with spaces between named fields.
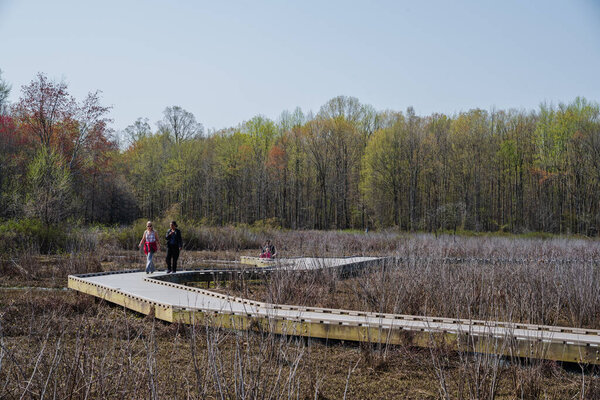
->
xmin=138 ymin=221 xmax=161 ymax=273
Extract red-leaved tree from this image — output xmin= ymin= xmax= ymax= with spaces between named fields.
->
xmin=13 ymin=73 xmax=112 ymax=171
xmin=11 ymin=72 xmax=122 ymax=223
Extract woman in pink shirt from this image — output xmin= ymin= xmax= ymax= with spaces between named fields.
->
xmin=138 ymin=221 xmax=161 ymax=273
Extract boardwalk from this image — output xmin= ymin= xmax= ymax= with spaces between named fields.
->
xmin=68 ymin=257 xmax=600 ymax=365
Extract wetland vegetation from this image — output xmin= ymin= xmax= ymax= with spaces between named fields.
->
xmin=2 ymin=228 xmax=600 ymax=399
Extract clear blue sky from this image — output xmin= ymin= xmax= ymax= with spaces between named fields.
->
xmin=1 ymin=0 xmax=599 ymax=132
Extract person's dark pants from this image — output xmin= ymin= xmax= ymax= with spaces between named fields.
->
xmin=166 ymin=245 xmax=180 ymax=272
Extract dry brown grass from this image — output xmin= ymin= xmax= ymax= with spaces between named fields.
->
xmin=1 ymin=288 xmax=593 ymax=399
xmin=2 ymin=231 xmax=600 ymax=399
xmin=216 ymin=259 xmax=600 ymax=330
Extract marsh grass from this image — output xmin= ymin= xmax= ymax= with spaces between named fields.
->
xmin=2 ymin=230 xmax=600 ymax=398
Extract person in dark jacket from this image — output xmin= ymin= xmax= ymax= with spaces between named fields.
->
xmin=165 ymin=221 xmax=183 ymax=273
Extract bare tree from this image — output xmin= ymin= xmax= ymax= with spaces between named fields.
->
xmin=12 ymin=73 xmax=111 ymax=172
xmin=69 ymin=90 xmax=111 ymax=170
xmin=0 ymin=69 xmax=10 ymax=115
xmin=13 ymin=73 xmax=76 ymax=147
xmin=157 ymin=106 xmax=204 ymax=143
xmin=318 ymin=95 xmax=365 ymax=123
xmin=123 ymin=117 xmax=152 ymax=146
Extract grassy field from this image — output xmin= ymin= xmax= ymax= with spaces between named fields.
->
xmin=2 ymin=230 xmax=600 ymax=399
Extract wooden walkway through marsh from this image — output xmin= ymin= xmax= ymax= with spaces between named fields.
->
xmin=68 ymin=257 xmax=600 ymax=365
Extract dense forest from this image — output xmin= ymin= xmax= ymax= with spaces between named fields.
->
xmin=1 ymin=71 xmax=599 ymax=235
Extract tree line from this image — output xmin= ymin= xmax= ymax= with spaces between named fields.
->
xmin=1 ymin=71 xmax=599 ymax=235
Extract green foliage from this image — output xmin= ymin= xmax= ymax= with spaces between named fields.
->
xmin=252 ymin=217 xmax=281 ymax=230
xmin=25 ymin=147 xmax=72 ymax=226
xmin=0 ymin=219 xmax=54 ymax=253
xmin=113 ymin=96 xmax=599 ymax=235
xmin=0 ymin=218 xmax=98 ymax=254
xmin=4 ymin=76 xmax=600 ymax=235
xmin=361 ymin=114 xmax=406 ymax=227
xmin=108 ymin=219 xmax=150 ymax=250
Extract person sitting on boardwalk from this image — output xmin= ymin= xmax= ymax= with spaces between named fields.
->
xmin=138 ymin=221 xmax=160 ymax=274
xmin=259 ymin=240 xmax=276 ymax=259
xmin=165 ymin=220 xmax=183 ymax=273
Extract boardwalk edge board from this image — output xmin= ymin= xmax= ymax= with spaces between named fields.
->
xmin=67 ymin=258 xmax=600 ymax=365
